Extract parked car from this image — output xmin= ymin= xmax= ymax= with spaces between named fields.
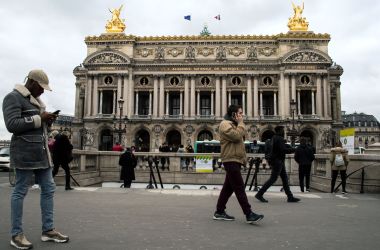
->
xmin=0 ymin=146 xmax=10 ymax=171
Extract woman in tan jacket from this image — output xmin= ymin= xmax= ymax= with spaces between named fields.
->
xmin=330 ymin=141 xmax=349 ymax=194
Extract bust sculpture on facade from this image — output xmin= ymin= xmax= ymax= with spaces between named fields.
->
xmin=288 ymin=2 xmax=309 ymax=31
xmin=105 ymin=5 xmax=126 ymax=33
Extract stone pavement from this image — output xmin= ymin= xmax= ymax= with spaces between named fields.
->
xmin=0 ymin=183 xmax=379 ymax=250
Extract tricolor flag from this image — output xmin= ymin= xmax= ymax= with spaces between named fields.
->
xmin=214 ymin=14 xmax=221 ymax=20
xmin=184 ymin=15 xmax=191 ymax=21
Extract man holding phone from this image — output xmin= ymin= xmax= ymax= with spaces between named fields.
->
xmin=213 ymin=104 xmax=264 ymax=224
xmin=3 ymin=69 xmax=69 ymax=249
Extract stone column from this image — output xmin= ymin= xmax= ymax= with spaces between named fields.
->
xmin=327 ymin=78 xmax=332 ymax=118
xmin=190 ymin=77 xmax=196 ymax=117
xmin=336 ymin=84 xmax=342 ymax=121
xmin=291 ymin=75 xmax=296 ymax=102
xmin=128 ymin=70 xmax=134 ymax=118
xmin=253 ymin=76 xmax=259 ymax=117
xmin=184 ymin=77 xmax=189 ymax=117
xmin=180 ymin=91 xmax=183 ymax=116
xmin=312 ymin=90 xmax=315 ymax=115
xmin=74 ymin=82 xmax=81 ymax=118
xmin=159 ymin=77 xmax=165 ymax=117
xmin=246 ymin=76 xmax=252 ymax=118
xmin=284 ymin=74 xmax=290 ymax=117
xmin=99 ymin=90 xmax=103 ymax=114
xmin=86 ymin=76 xmax=92 ymax=116
xmin=166 ymin=91 xmax=169 ymax=116
xmin=92 ymin=76 xmax=98 ymax=116
xmin=274 ymin=91 xmax=277 ymax=116
xmin=117 ymin=75 xmax=122 ymax=116
xmin=113 ymin=90 xmax=116 ymax=115
xmin=316 ymin=75 xmax=322 ymax=117
xmin=215 ymin=76 xmax=221 ymax=117
xmin=149 ymin=90 xmax=152 ymax=116
xmin=222 ymin=76 xmax=227 ymax=115
xmin=242 ymin=91 xmax=246 ymax=115
xmin=197 ymin=90 xmax=200 ymax=116
xmin=279 ymin=71 xmax=284 ymax=117
xmin=153 ymin=77 xmax=158 ymax=117
xmin=228 ymin=90 xmax=231 ymax=106
xmin=260 ymin=91 xmax=263 ymax=116
xmin=323 ymin=76 xmax=329 ymax=118
xmin=211 ymin=90 xmax=214 ymax=116
xmin=122 ymin=75 xmax=128 ymax=117
xmin=297 ymin=90 xmax=301 ymax=115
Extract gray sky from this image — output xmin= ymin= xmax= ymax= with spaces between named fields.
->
xmin=1 ymin=0 xmax=379 ymax=139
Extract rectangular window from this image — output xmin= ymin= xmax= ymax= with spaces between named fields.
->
xmin=138 ymin=93 xmax=150 ymax=115
xmin=170 ymin=94 xmax=180 ymax=115
xmin=200 ymin=95 xmax=211 ymax=116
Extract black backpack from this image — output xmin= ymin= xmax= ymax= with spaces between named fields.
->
xmin=264 ymin=138 xmax=274 ymax=162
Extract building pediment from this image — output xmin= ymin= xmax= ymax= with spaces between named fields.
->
xmin=282 ymin=49 xmax=332 ymax=64
xmin=84 ymin=49 xmax=131 ymax=65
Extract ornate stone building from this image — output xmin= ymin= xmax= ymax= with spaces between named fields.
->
xmin=342 ymin=112 xmax=380 ymax=148
xmin=71 ymin=4 xmax=344 ymax=152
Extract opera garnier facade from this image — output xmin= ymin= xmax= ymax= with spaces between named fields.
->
xmin=71 ymin=4 xmax=344 ymax=152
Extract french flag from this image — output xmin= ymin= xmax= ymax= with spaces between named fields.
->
xmin=184 ymin=15 xmax=191 ymax=21
xmin=214 ymin=14 xmax=221 ymax=20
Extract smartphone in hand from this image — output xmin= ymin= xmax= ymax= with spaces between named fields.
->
xmin=52 ymin=110 xmax=61 ymax=115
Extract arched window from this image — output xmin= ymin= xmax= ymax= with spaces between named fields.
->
xmin=140 ymin=77 xmax=149 ymax=85
xmin=263 ymin=76 xmax=272 ymax=86
xmin=232 ymin=77 xmax=241 ymax=86
xmin=170 ymin=77 xmax=179 ymax=86
xmin=197 ymin=130 xmax=213 ymax=141
xmin=201 ymin=77 xmax=210 ymax=86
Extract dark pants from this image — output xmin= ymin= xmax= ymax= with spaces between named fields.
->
xmin=123 ymin=179 xmax=132 ymax=188
xmin=257 ymin=159 xmax=293 ymax=198
xmin=52 ymin=163 xmax=71 ymax=188
xmin=216 ymin=162 xmax=252 ymax=215
xmin=331 ymin=170 xmax=347 ymax=193
xmin=299 ymin=164 xmax=311 ymax=192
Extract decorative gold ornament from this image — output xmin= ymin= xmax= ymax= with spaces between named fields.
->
xmin=288 ymin=2 xmax=309 ymax=31
xmin=105 ymin=5 xmax=126 ymax=33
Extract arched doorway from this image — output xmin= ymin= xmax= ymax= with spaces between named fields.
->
xmin=197 ymin=130 xmax=213 ymax=141
xmin=135 ymin=129 xmax=150 ymax=152
xmin=99 ymin=129 xmax=113 ymax=151
xmin=261 ymin=130 xmax=274 ymax=142
xmin=300 ymin=130 xmax=314 ymax=146
xmin=166 ymin=130 xmax=181 ymax=151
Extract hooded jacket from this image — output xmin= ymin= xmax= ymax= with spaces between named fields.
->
xmin=2 ymin=84 xmax=52 ymax=169
xmin=219 ymin=114 xmax=247 ymax=165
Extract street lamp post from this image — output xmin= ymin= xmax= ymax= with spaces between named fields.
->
xmin=288 ymin=99 xmax=298 ymax=147
xmin=113 ymin=98 xmax=127 ymax=144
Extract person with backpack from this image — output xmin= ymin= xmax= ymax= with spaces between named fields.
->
xmin=255 ymin=126 xmax=300 ymax=203
xmin=330 ymin=141 xmax=349 ymax=194
xmin=294 ymin=137 xmax=315 ymax=192
xmin=213 ymin=104 xmax=264 ymax=224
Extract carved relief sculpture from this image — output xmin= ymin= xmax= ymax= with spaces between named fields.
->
xmin=285 ymin=52 xmax=328 ymax=63
xmin=185 ymin=46 xmax=196 ymax=60
xmin=155 ymin=47 xmax=165 ymax=61
xmin=258 ymin=47 xmax=277 ymax=57
xmin=197 ymin=47 xmax=214 ymax=57
xmin=228 ymin=47 xmax=245 ymax=57
xmin=88 ymin=53 xmax=128 ymax=64
xmin=137 ymin=48 xmax=154 ymax=57
xmin=216 ymin=46 xmax=227 ymax=62
xmin=247 ymin=45 xmax=258 ymax=61
xmin=167 ymin=48 xmax=184 ymax=57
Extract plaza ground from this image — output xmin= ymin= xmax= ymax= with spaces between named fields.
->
xmin=0 ymin=172 xmax=379 ymax=250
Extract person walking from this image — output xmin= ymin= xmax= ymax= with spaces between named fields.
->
xmin=52 ymin=131 xmax=74 ymax=191
xmin=330 ymin=141 xmax=349 ymax=194
xmin=119 ymin=148 xmax=137 ymax=188
xmin=255 ymin=126 xmax=300 ymax=203
xmin=3 ymin=69 xmax=69 ymax=249
xmin=294 ymin=137 xmax=315 ymax=192
xmin=213 ymin=104 xmax=264 ymax=224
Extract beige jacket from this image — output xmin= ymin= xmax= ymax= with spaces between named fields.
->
xmin=330 ymin=147 xmax=349 ymax=170
xmin=219 ymin=119 xmax=247 ymax=165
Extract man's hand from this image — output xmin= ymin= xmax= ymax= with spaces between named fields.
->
xmin=40 ymin=112 xmax=58 ymax=124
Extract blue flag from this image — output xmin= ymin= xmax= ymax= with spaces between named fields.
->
xmin=184 ymin=15 xmax=191 ymax=21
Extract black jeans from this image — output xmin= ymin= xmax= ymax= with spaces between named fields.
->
xmin=331 ymin=170 xmax=347 ymax=193
xmin=257 ymin=159 xmax=293 ymax=198
xmin=299 ymin=164 xmax=311 ymax=192
xmin=216 ymin=162 xmax=252 ymax=215
xmin=123 ymin=179 xmax=132 ymax=188
xmin=52 ymin=162 xmax=71 ymax=188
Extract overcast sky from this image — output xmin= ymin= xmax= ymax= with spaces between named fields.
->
xmin=1 ymin=0 xmax=379 ymax=140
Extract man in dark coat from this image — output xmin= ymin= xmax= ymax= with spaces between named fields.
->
xmin=294 ymin=137 xmax=315 ymax=192
xmin=255 ymin=126 xmax=300 ymax=203
xmin=52 ymin=132 xmax=74 ymax=190
xmin=119 ymin=148 xmax=137 ymax=188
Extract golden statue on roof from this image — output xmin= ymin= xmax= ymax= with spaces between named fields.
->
xmin=105 ymin=5 xmax=126 ymax=33
xmin=288 ymin=1 xmax=309 ymax=31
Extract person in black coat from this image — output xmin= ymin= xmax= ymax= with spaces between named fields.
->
xmin=52 ymin=132 xmax=74 ymax=190
xmin=119 ymin=148 xmax=137 ymax=188
xmin=255 ymin=126 xmax=300 ymax=203
xmin=294 ymin=137 xmax=315 ymax=192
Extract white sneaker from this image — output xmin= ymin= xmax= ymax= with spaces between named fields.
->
xmin=31 ymin=184 xmax=40 ymax=189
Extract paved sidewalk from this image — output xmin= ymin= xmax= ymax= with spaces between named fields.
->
xmin=0 ymin=184 xmax=379 ymax=250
